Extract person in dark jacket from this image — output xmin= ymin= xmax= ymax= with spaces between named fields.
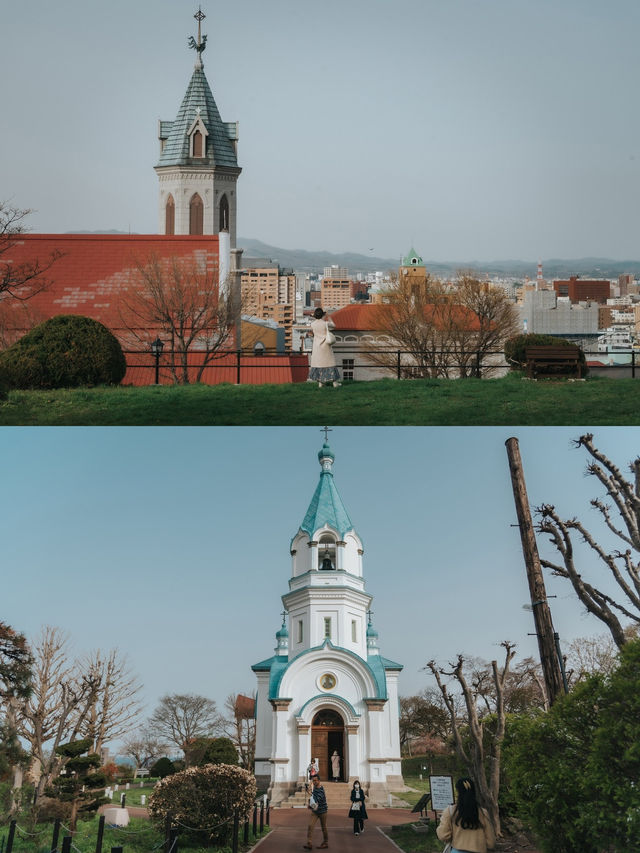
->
xmin=348 ymin=780 xmax=367 ymax=835
xmin=304 ymin=776 xmax=329 ymax=849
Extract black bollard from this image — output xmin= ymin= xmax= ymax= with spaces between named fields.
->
xmin=111 ymin=848 xmax=124 ymax=853
xmin=252 ymin=803 xmax=257 ymax=836
xmin=266 ymin=801 xmax=270 ymax=826
xmin=164 ymin=814 xmax=172 ymax=853
xmin=169 ymin=828 xmax=179 ymax=853
xmin=95 ymin=814 xmax=106 ymax=853
xmin=260 ymin=801 xmax=264 ymax=832
xmin=61 ymin=837 xmax=72 ymax=853
xmin=231 ymin=811 xmax=239 ymax=853
xmin=6 ymin=822 xmax=15 ymax=853
xmin=243 ymin=818 xmax=249 ymax=845
xmin=51 ymin=818 xmax=61 ymax=853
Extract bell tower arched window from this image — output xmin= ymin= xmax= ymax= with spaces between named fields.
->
xmin=318 ymin=534 xmax=337 ymax=570
xmin=165 ymin=195 xmax=175 ymax=235
xmin=193 ymin=130 xmax=203 ymax=158
xmin=189 ymin=193 xmax=204 ymax=235
xmin=219 ymin=194 xmax=230 ymax=232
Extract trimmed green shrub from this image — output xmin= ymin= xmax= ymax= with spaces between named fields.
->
xmin=0 ymin=314 xmax=126 ymax=389
xmin=504 ymin=333 xmax=588 ymax=377
xmin=186 ymin=736 xmax=238 ymax=767
xmin=149 ymin=763 xmax=256 ymax=846
xmin=149 ymin=757 xmax=176 ymax=778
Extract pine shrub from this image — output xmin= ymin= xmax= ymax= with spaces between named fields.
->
xmin=0 ymin=314 xmax=126 ymax=389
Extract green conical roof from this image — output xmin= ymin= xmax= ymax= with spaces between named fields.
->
xmin=157 ymin=65 xmax=238 ymax=169
xmin=299 ymin=443 xmax=354 ymax=539
xmin=401 ymin=247 xmax=424 ymax=267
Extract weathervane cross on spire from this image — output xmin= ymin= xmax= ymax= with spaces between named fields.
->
xmin=188 ymin=6 xmax=208 ymax=57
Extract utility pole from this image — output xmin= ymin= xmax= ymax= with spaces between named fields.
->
xmin=505 ymin=437 xmax=565 ymax=705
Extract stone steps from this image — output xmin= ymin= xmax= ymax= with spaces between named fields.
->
xmin=280 ymin=782 xmax=382 ymax=809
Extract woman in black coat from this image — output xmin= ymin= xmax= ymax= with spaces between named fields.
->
xmin=348 ymin=780 xmax=367 ymax=835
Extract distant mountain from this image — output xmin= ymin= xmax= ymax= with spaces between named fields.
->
xmin=239 ymin=239 xmax=640 ymax=279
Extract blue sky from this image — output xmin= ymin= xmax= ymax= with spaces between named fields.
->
xmin=3 ymin=426 xmax=639 ymax=737
xmin=1 ymin=0 xmax=639 ymax=261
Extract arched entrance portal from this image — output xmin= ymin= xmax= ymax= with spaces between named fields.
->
xmin=311 ymin=709 xmax=345 ymax=782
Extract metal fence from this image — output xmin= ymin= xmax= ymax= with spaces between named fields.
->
xmin=122 ymin=346 xmax=640 ymax=386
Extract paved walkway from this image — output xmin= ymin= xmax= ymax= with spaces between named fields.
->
xmin=253 ymin=808 xmax=417 ymax=853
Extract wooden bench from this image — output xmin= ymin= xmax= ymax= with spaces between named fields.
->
xmin=525 ymin=345 xmax=583 ymax=379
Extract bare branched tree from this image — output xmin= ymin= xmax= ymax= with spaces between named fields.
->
xmin=372 ymin=273 xmax=517 ymax=378
xmin=119 ymin=254 xmax=242 ymax=384
xmin=537 ymin=434 xmax=640 ymax=648
xmin=222 ymin=693 xmax=256 ymax=769
xmin=0 ymin=201 xmax=62 ymax=301
xmin=121 ymin=729 xmax=169 ymax=770
xmin=427 ymin=641 xmax=516 ymax=838
xmin=80 ymin=649 xmax=143 ymax=756
xmin=148 ymin=693 xmax=223 ymax=762
xmin=18 ymin=627 xmax=101 ymax=797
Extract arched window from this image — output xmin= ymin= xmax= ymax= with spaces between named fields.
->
xmin=219 ymin=194 xmax=230 ymax=232
xmin=189 ymin=193 xmax=204 ymax=235
xmin=193 ymin=130 xmax=203 ymax=158
xmin=165 ymin=195 xmax=175 ymax=235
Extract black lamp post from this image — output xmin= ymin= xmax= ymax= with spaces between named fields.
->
xmin=150 ymin=338 xmax=164 ymax=384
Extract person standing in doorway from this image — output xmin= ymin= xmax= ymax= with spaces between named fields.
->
xmin=304 ymin=776 xmax=329 ymax=849
xmin=348 ymin=780 xmax=367 ymax=836
xmin=331 ymin=750 xmax=341 ymax=782
xmin=308 ymin=307 xmax=341 ymax=387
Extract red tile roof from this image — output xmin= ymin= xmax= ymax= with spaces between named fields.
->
xmin=330 ymin=301 xmax=481 ymax=331
xmin=2 ymin=233 xmax=219 ymax=335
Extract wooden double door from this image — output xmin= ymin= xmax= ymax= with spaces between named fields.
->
xmin=311 ymin=709 xmax=345 ymax=782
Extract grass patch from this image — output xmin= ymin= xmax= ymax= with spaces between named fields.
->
xmin=1 ymin=374 xmax=640 ymax=425
xmin=392 ymin=775 xmax=430 ymax=807
xmin=383 ymin=820 xmax=441 ymax=853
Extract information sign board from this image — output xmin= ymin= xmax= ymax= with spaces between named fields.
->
xmin=429 ymin=775 xmax=454 ymax=811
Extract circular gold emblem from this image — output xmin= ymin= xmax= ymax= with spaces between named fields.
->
xmin=319 ymin=673 xmax=336 ymax=690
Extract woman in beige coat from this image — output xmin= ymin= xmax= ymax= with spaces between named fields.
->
xmin=309 ymin=307 xmax=341 ymax=387
xmin=436 ymin=777 xmax=495 ymax=853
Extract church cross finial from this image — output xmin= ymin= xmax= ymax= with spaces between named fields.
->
xmin=188 ymin=6 xmax=208 ymax=60
xmin=280 ymin=610 xmax=287 ymax=625
xmin=367 ymin=610 xmax=374 ymax=626
xmin=321 ymin=426 xmax=332 ymax=442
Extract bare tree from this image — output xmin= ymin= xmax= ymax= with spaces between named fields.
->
xmin=427 ymin=642 xmax=516 ymax=838
xmin=119 ymin=254 xmax=242 ymax=384
xmin=373 ymin=273 xmax=517 ymax=378
xmin=537 ymin=434 xmax=640 ymax=648
xmin=222 ymin=694 xmax=256 ymax=769
xmin=121 ymin=729 xmax=169 ymax=770
xmin=148 ymin=693 xmax=223 ymax=762
xmin=0 ymin=201 xmax=62 ymax=301
xmin=18 ymin=627 xmax=101 ymax=797
xmin=399 ymin=691 xmax=451 ymax=757
xmin=80 ymin=649 xmax=143 ymax=756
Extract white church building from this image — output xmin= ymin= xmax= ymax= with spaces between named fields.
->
xmin=252 ymin=441 xmax=404 ymax=806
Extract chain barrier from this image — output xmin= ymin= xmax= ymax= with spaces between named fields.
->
xmin=15 ymin=824 xmax=48 ymax=838
xmin=173 ymin=815 xmax=232 ymax=832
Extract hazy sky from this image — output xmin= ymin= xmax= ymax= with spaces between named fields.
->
xmin=3 ymin=426 xmax=638 ymax=746
xmin=2 ymin=0 xmax=639 ymax=262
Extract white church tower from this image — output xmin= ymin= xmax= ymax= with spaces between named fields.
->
xmin=252 ymin=440 xmax=404 ymax=806
xmin=155 ymin=7 xmax=241 ymax=247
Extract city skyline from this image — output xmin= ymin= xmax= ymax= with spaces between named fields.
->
xmin=2 ymin=1 xmax=639 ymax=262
xmin=4 ymin=426 xmax=638 ymax=737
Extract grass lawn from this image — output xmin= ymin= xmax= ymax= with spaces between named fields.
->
xmin=1 ymin=374 xmax=639 ymax=425
xmin=383 ymin=821 xmax=441 ymax=853
xmin=106 ymin=783 xmax=155 ymax=806
xmin=392 ymin=775 xmax=430 ymax=808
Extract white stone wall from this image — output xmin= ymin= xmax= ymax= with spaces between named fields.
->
xmin=156 ymin=168 xmax=238 ymax=245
